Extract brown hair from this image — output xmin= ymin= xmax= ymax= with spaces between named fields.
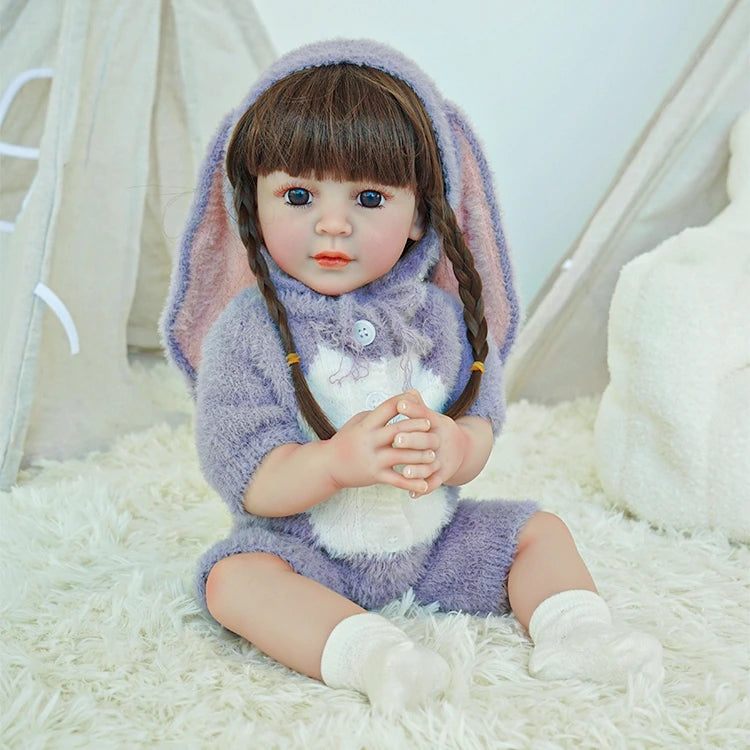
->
xmin=226 ymin=63 xmax=488 ymax=439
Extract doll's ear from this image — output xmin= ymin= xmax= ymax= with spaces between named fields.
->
xmin=408 ymin=203 xmax=426 ymax=242
xmin=433 ymin=104 xmax=520 ymax=363
xmin=161 ymin=115 xmax=256 ymax=387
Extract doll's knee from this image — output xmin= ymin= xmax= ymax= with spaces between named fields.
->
xmin=205 ymin=552 xmax=292 ymax=619
xmin=517 ymin=511 xmax=572 ymax=552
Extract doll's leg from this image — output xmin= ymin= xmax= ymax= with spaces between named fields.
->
xmin=205 ymin=552 xmax=449 ymax=709
xmin=507 ymin=511 xmax=596 ymax=628
xmin=509 ymin=512 xmax=663 ymax=685
xmin=205 ymin=551 xmax=363 ymax=679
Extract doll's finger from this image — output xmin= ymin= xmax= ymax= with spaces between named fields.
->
xmin=365 ymin=394 xmax=410 ymax=427
xmin=396 ymin=397 xmax=432 ymax=420
xmin=379 ymin=469 xmax=429 ymax=494
xmin=391 ymin=429 xmax=439 ymax=451
xmin=382 ymin=418 xmax=432 ymax=445
xmin=383 ymin=447 xmax=437 ymax=467
xmin=398 ymin=388 xmax=425 ymax=406
xmin=400 ymin=459 xmax=441 ymax=480
xmin=407 ymin=472 xmax=444 ymax=498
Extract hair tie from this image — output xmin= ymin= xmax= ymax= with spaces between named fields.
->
xmin=286 ymin=353 xmax=301 ymax=366
xmin=470 ymin=361 xmax=485 ymax=374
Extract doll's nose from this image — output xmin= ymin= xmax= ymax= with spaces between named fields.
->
xmin=315 ymin=209 xmax=352 ymax=236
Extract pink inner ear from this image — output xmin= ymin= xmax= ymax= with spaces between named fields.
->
xmin=433 ymin=254 xmax=459 ymax=296
xmin=435 ymin=136 xmax=511 ymax=350
xmin=174 ymin=169 xmax=255 ymax=371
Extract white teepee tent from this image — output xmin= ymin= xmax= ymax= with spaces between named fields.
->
xmin=0 ymin=0 xmax=274 ymax=489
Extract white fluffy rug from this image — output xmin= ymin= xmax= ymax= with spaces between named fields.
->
xmin=2 ymin=362 xmax=748 ymax=749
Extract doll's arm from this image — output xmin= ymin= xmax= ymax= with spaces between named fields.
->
xmin=243 ymin=393 xmax=438 ymax=517
xmin=194 ymin=293 xmax=315 ymax=515
xmin=446 ymin=415 xmax=494 ymax=484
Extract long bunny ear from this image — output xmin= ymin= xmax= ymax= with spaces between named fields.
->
xmin=433 ymin=104 xmax=520 ymax=363
xmin=161 ymin=115 xmax=255 ymax=387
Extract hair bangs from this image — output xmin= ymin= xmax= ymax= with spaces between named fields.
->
xmin=243 ymin=65 xmax=421 ymax=189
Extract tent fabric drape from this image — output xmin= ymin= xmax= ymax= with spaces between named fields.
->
xmin=0 ymin=0 xmax=274 ymax=489
xmin=505 ymin=0 xmax=749 ymax=403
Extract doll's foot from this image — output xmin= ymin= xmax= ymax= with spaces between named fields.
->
xmin=529 ymin=622 xmax=663 ymax=685
xmin=528 ymin=590 xmax=663 ymax=686
xmin=363 ymin=640 xmax=451 ymax=712
xmin=320 ymin=612 xmax=450 ymax=710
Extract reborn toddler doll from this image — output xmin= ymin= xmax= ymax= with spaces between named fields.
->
xmin=162 ymin=39 xmax=663 ymax=710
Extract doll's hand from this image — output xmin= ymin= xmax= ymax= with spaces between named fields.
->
xmin=327 ymin=394 xmax=436 ymax=495
xmin=392 ymin=390 xmax=467 ymax=496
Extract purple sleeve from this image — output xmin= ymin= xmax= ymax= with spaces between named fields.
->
xmin=421 ymin=285 xmax=506 ymax=435
xmin=194 ymin=292 xmax=307 ymax=515
xmin=462 ymin=336 xmax=506 ymax=435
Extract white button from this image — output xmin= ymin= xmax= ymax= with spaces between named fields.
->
xmin=366 ymin=391 xmax=388 ymax=410
xmin=353 ymin=319 xmax=376 ymax=346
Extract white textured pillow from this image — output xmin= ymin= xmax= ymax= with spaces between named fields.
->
xmin=596 ymin=108 xmax=750 ymax=541
xmin=594 ymin=227 xmax=750 ymax=541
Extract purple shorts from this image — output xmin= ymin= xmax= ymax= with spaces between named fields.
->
xmin=196 ymin=498 xmax=538 ymax=616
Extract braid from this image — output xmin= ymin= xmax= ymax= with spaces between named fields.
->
xmin=430 ymin=195 xmax=489 ymax=420
xmin=232 ymin=171 xmax=337 ymax=440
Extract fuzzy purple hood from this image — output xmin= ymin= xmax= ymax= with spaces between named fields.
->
xmin=161 ymin=38 xmax=519 ymax=389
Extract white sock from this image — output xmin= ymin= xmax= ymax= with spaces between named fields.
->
xmin=320 ymin=613 xmax=450 ymax=710
xmin=528 ymin=590 xmax=663 ymax=685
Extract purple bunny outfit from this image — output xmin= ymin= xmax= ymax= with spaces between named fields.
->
xmin=161 ymin=39 xmax=537 ymax=617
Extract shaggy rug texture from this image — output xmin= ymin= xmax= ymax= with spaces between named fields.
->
xmin=2 ymin=361 xmax=748 ymax=750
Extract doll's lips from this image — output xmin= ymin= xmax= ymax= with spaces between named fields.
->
xmin=314 ymin=252 xmax=352 ymax=268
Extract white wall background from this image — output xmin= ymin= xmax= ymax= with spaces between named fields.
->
xmin=253 ymin=0 xmax=731 ymax=308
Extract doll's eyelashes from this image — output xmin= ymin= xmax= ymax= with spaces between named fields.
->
xmin=357 ymin=190 xmax=385 ymax=208
xmin=284 ymin=188 xmax=312 ymax=206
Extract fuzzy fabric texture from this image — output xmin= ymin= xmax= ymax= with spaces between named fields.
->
xmin=191 ymin=275 xmax=513 ymax=609
xmin=2 ymin=360 xmax=748 ymax=749
xmin=193 ymin=268 xmax=506 ymax=513
xmin=194 ymin=495 xmax=537 ymax=614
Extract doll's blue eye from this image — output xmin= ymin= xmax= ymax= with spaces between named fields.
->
xmin=285 ymin=188 xmax=311 ymax=206
xmin=358 ymin=190 xmax=384 ymax=208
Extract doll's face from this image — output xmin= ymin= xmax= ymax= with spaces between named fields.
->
xmin=256 ymin=171 xmax=424 ymax=296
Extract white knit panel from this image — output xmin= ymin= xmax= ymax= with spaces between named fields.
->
xmin=302 ymin=345 xmax=453 ymax=557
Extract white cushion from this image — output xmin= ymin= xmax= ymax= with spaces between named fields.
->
xmin=595 ymin=226 xmax=750 ymax=541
